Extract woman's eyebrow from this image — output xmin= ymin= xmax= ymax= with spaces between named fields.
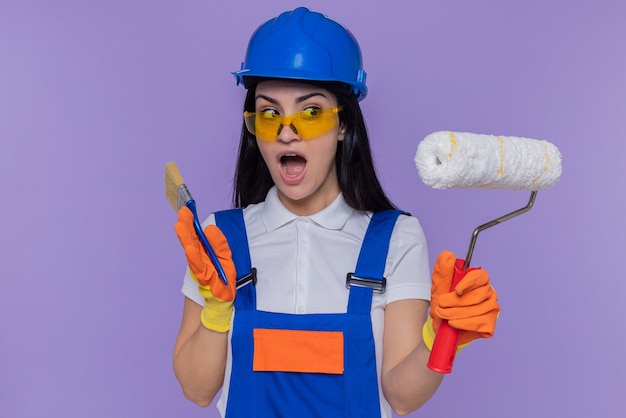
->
xmin=255 ymin=94 xmax=278 ymax=104
xmin=296 ymin=92 xmax=327 ymax=103
xmin=255 ymin=92 xmax=328 ymax=104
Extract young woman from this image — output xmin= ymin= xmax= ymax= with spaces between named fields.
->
xmin=172 ymin=7 xmax=499 ymax=418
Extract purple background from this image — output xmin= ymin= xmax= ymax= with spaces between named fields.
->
xmin=2 ymin=1 xmax=625 ymax=417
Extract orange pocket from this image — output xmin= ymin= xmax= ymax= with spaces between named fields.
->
xmin=253 ymin=328 xmax=344 ymax=374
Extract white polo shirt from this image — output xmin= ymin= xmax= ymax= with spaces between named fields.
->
xmin=181 ymin=186 xmax=431 ymax=417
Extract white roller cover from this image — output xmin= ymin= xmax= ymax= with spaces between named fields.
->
xmin=415 ymin=131 xmax=562 ymax=190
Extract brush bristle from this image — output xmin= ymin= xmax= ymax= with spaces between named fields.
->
xmin=164 ymin=161 xmax=185 ymax=211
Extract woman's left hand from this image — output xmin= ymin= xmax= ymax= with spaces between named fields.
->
xmin=430 ymin=250 xmax=500 ymax=345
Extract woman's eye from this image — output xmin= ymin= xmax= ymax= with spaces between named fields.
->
xmin=300 ymin=108 xmax=321 ymax=119
xmin=260 ymin=109 xmax=280 ymax=119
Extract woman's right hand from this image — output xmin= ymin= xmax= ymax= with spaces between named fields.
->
xmin=174 ymin=207 xmax=237 ymax=332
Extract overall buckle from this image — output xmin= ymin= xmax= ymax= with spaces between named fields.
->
xmin=345 ymin=273 xmax=386 ymax=293
xmin=236 ymin=267 xmax=257 ymax=289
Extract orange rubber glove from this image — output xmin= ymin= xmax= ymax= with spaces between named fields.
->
xmin=426 ymin=250 xmax=500 ymax=347
xmin=174 ymin=207 xmax=237 ymax=333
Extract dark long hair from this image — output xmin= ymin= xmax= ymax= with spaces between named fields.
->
xmin=232 ymin=79 xmax=396 ymax=212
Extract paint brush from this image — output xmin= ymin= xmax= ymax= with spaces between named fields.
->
xmin=164 ymin=161 xmax=228 ymax=285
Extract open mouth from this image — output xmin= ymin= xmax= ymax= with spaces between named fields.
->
xmin=280 ymin=154 xmax=307 ymax=178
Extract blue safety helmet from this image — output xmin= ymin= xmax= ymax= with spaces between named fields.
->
xmin=232 ymin=7 xmax=368 ymax=101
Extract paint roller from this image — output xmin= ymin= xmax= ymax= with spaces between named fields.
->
xmin=415 ymin=131 xmax=562 ymax=374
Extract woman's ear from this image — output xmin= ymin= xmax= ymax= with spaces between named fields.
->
xmin=338 ymin=124 xmax=346 ymax=141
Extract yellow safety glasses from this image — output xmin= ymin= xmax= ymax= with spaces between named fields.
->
xmin=244 ymin=106 xmax=342 ymax=141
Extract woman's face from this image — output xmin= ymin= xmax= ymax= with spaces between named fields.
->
xmin=253 ymin=80 xmax=344 ymax=216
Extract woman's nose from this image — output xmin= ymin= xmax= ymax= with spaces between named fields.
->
xmin=276 ymin=123 xmax=301 ymax=143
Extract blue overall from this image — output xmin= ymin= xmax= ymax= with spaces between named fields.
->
xmin=215 ymin=209 xmax=404 ymax=418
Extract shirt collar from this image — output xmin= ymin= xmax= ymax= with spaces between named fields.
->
xmin=261 ymin=186 xmax=354 ymax=231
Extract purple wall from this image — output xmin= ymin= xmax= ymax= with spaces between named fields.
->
xmin=1 ymin=1 xmax=624 ymax=417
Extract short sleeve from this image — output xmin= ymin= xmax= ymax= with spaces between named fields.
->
xmin=383 ymin=214 xmax=432 ymax=304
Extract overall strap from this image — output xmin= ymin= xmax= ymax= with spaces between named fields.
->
xmin=214 ymin=209 xmax=256 ymax=310
xmin=347 ymin=210 xmax=405 ymax=315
